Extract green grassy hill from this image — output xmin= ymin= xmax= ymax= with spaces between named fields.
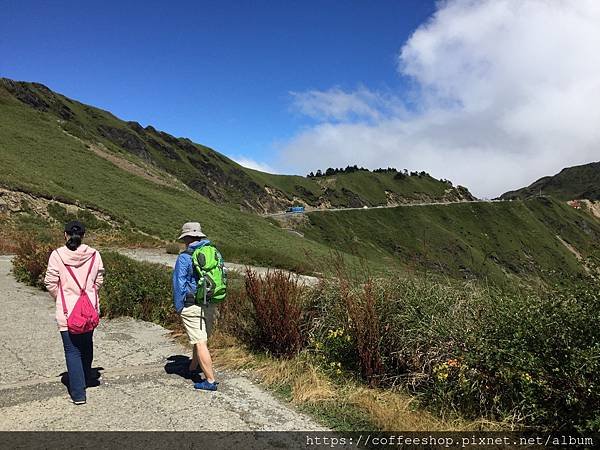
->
xmin=501 ymin=161 xmax=600 ymax=201
xmin=2 ymin=77 xmax=600 ymax=285
xmin=300 ymin=198 xmax=600 ymax=285
xmin=0 ymin=79 xmax=356 ymax=272
xmin=0 ymin=78 xmax=473 ymax=213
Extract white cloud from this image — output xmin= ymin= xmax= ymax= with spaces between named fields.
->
xmin=290 ymin=87 xmax=405 ymax=122
xmin=278 ymin=0 xmax=600 ymax=197
xmin=232 ymin=156 xmax=277 ymax=174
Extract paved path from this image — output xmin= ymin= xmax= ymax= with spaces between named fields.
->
xmin=0 ymin=255 xmax=325 ymax=431
xmin=114 ymin=248 xmax=319 ymax=286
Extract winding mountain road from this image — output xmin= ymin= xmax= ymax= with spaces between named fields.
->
xmin=263 ymin=199 xmax=505 ymax=217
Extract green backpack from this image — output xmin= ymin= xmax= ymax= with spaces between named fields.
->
xmin=185 ymin=243 xmax=227 ymax=304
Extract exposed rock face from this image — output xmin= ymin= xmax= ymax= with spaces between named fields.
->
xmin=0 ymin=188 xmax=117 ymax=227
xmin=97 ymin=125 xmax=151 ymax=161
xmin=568 ymin=199 xmax=600 ymax=220
xmin=1 ymin=78 xmax=74 ymax=120
xmin=146 ymin=137 xmax=181 ymax=161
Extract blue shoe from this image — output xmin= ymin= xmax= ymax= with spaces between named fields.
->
xmin=194 ymin=380 xmax=218 ymax=391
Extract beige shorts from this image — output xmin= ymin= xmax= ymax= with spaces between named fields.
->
xmin=180 ymin=304 xmax=215 ymax=345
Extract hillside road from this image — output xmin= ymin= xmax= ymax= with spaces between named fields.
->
xmin=263 ymin=199 xmax=505 ymax=217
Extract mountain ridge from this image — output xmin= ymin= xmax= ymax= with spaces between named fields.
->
xmin=0 ymin=77 xmax=474 ymax=214
xmin=501 ymin=161 xmax=600 ymax=201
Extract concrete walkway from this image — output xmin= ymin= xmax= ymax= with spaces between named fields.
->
xmin=113 ymin=248 xmax=320 ymax=286
xmin=0 ymin=255 xmax=325 ymax=431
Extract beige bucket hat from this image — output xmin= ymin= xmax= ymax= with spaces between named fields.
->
xmin=178 ymin=222 xmax=207 ymax=240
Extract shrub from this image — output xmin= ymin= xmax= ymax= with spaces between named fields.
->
xmin=99 ymin=252 xmax=178 ymax=328
xmin=165 ymin=242 xmax=181 ymax=255
xmin=217 ymin=282 xmax=258 ymax=344
xmin=244 ymin=269 xmax=304 ymax=357
xmin=450 ymin=283 xmax=600 ymax=431
xmin=12 ymin=234 xmax=55 ymax=288
xmin=339 ymin=278 xmax=383 ymax=387
xmin=0 ymin=227 xmax=20 ymax=255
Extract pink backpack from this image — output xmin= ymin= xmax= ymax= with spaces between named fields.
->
xmin=59 ymin=252 xmax=100 ymax=334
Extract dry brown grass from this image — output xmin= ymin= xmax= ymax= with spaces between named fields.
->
xmin=0 ymin=234 xmax=18 ymax=254
xmin=347 ymin=387 xmax=446 ymax=431
xmin=210 ymin=331 xmax=501 ymax=431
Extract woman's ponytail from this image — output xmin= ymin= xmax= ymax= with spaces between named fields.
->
xmin=64 ymin=220 xmax=86 ymax=251
xmin=66 ymin=233 xmax=82 ymax=251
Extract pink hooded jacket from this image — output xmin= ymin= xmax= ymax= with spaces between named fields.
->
xmin=44 ymin=244 xmax=104 ymax=331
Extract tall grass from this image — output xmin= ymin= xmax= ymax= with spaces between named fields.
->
xmin=307 ymin=274 xmax=600 ymax=431
xmin=222 ymin=265 xmax=600 ymax=431
xmin=244 ymin=269 xmax=304 ymax=358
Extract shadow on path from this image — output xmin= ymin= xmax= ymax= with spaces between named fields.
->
xmin=164 ymin=355 xmax=204 ymax=382
xmin=59 ymin=367 xmax=104 ymax=396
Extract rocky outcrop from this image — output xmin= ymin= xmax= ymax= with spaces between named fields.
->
xmin=1 ymin=78 xmax=74 ymax=120
xmin=0 ymin=187 xmax=118 ymax=227
xmin=568 ymin=199 xmax=600 ymax=220
xmin=97 ymin=125 xmax=151 ymax=161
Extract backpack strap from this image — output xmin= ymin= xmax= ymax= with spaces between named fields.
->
xmin=59 ymin=279 xmax=68 ymax=317
xmin=63 ymin=252 xmax=96 ymax=292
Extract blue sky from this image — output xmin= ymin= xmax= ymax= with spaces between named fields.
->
xmin=4 ymin=1 xmax=597 ymax=196
xmin=1 ymin=0 xmax=435 ymax=171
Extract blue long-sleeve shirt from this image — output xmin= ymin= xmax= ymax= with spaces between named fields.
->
xmin=172 ymin=240 xmax=210 ymax=313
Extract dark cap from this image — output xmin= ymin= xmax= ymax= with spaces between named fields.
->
xmin=64 ymin=220 xmax=85 ymax=235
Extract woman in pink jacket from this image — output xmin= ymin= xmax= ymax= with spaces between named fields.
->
xmin=44 ymin=221 xmax=104 ymax=405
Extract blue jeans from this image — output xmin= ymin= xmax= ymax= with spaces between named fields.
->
xmin=60 ymin=331 xmax=94 ymax=401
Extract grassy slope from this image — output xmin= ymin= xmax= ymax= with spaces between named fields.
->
xmin=0 ymin=78 xmax=473 ymax=212
xmin=0 ymin=86 xmax=351 ymax=272
xmin=2 ymin=78 xmax=598 ymax=284
xmin=501 ymin=161 xmax=600 ymax=201
xmin=301 ymin=198 xmax=600 ymax=285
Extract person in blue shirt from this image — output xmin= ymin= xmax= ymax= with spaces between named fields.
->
xmin=172 ymin=222 xmax=217 ymax=391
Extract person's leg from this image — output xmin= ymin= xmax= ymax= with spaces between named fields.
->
xmin=60 ymin=331 xmax=86 ymax=402
xmin=181 ymin=306 xmax=202 ymax=373
xmin=79 ymin=331 xmax=94 ymax=384
xmin=196 ymin=304 xmax=216 ymax=383
xmin=189 ymin=344 xmax=199 ymax=372
xmin=195 ymin=341 xmax=215 ymax=383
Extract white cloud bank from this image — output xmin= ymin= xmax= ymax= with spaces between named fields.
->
xmin=278 ymin=0 xmax=600 ymax=197
xmin=232 ymin=156 xmax=277 ymax=174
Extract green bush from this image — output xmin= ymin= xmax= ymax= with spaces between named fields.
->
xmin=47 ymin=202 xmax=109 ymax=230
xmin=99 ymin=252 xmax=178 ymax=328
xmin=308 ymin=274 xmax=600 ymax=431
xmin=165 ymin=242 xmax=181 ymax=255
